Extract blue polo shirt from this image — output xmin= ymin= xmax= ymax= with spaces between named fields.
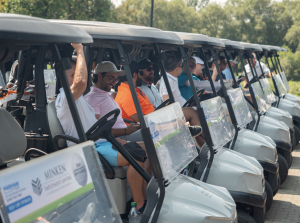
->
xmin=178 ymin=71 xmax=200 ymax=100
xmin=222 ymin=67 xmax=233 ymax=80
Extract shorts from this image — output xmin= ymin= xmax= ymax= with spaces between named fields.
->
xmin=94 ymin=141 xmax=118 ymax=167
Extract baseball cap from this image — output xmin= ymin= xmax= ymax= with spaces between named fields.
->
xmin=94 ymin=61 xmax=125 ymax=76
xmin=229 ymin=59 xmax=238 ymax=65
xmin=138 ymin=59 xmax=153 ymax=69
xmin=129 ymin=61 xmax=140 ymax=73
xmin=192 ymin=56 xmax=204 ymax=65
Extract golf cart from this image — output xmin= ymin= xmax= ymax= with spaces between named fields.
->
xmin=0 ymin=13 xmax=123 ymax=223
xmin=234 ymin=42 xmax=293 ymax=176
xmin=25 ymin=20 xmax=239 ymax=223
xmin=166 ymin=31 xmax=267 ymax=222
xmin=262 ymin=45 xmax=300 ymax=136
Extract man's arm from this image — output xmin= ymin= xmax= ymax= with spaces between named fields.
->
xmin=70 ymin=43 xmax=87 ymax=101
xmin=130 ymin=114 xmax=140 ymax=123
xmin=211 ymin=67 xmax=218 ymax=81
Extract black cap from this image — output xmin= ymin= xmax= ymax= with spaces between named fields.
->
xmin=129 ymin=61 xmax=139 ymax=73
xmin=138 ymin=59 xmax=152 ymax=69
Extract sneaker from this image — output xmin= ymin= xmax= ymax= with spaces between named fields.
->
xmin=189 ymin=126 xmax=202 ymax=137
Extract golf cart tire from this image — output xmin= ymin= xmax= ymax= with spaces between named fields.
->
xmin=237 ymin=210 xmax=256 ymax=223
xmin=273 ymin=175 xmax=280 ymax=196
xmin=294 ymin=125 xmax=300 ymax=146
xmin=278 ymin=154 xmax=288 ymax=184
xmin=265 ymin=180 xmax=273 ymax=212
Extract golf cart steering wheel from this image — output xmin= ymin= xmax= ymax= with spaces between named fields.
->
xmin=86 ymin=109 xmax=120 ymax=142
xmin=155 ymin=98 xmax=171 ymax=110
xmin=236 ymin=78 xmax=244 ymax=85
xmin=182 ymin=89 xmax=205 ymax=107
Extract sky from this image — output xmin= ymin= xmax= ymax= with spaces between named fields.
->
xmin=111 ymin=0 xmax=281 ymax=7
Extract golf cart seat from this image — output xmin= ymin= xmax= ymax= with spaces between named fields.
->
xmin=0 ymin=108 xmax=27 ymax=167
xmin=46 ymin=100 xmax=127 ymax=179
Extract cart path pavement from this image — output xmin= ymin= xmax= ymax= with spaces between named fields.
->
xmin=265 ymin=143 xmax=300 ymax=223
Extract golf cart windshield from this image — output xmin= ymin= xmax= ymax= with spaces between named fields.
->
xmin=201 ymin=97 xmax=233 ymax=148
xmin=274 ymin=74 xmax=287 ymax=96
xmin=251 ymin=82 xmax=270 ymax=113
xmin=144 ymin=102 xmax=198 ymax=182
xmin=227 ymin=88 xmax=252 ymax=128
xmin=0 ymin=141 xmax=121 ymax=223
xmin=259 ymin=78 xmax=277 ymax=104
xmin=280 ymin=72 xmax=290 ymax=92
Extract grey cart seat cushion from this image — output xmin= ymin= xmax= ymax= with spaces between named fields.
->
xmin=46 ymin=101 xmax=126 ymax=179
xmin=0 ymin=108 xmax=27 ymax=165
xmin=47 ymin=100 xmax=67 ymax=149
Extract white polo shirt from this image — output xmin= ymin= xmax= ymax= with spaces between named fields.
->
xmin=159 ymin=72 xmax=186 ymax=107
xmin=56 ymin=88 xmax=106 ymax=147
xmin=245 ymin=61 xmax=270 ymax=81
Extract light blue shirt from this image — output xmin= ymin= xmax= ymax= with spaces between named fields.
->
xmin=222 ymin=67 xmax=233 ymax=80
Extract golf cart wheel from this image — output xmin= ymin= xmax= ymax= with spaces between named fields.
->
xmin=237 ymin=210 xmax=256 ymax=223
xmin=265 ymin=180 xmax=273 ymax=212
xmin=278 ymin=154 xmax=288 ymax=184
xmin=294 ymin=125 xmax=300 ymax=146
xmin=273 ymin=175 xmax=280 ymax=196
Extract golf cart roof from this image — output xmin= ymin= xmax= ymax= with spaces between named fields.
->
xmin=0 ymin=13 xmax=93 ymax=44
xmin=49 ymin=20 xmax=183 ymax=45
xmin=265 ymin=45 xmax=281 ymax=52
xmin=239 ymin=42 xmax=263 ymax=51
xmin=167 ymin=31 xmax=225 ymax=48
xmin=259 ymin=45 xmax=271 ymax=52
xmin=281 ymin=47 xmax=288 ymax=52
xmin=220 ymin=39 xmax=244 ymax=50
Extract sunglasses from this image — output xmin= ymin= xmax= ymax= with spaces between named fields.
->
xmin=105 ymin=75 xmax=119 ymax=83
xmin=189 ymin=64 xmax=196 ymax=69
xmin=146 ymin=67 xmax=154 ymax=71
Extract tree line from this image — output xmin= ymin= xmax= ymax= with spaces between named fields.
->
xmin=2 ymin=0 xmax=300 ymax=80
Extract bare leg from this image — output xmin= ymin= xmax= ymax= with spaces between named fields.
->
xmin=182 ymin=107 xmax=206 ymax=147
xmin=117 ymin=153 xmax=145 ymax=209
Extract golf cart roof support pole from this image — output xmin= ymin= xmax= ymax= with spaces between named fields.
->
xmin=210 ymin=47 xmax=238 ymax=150
xmin=273 ymin=53 xmax=281 ymax=73
xmin=255 ymin=52 xmax=266 ymax=78
xmin=152 ymin=43 xmax=175 ymax=103
xmin=116 ymin=41 xmax=165 ymax=222
xmin=223 ymin=49 xmax=238 ymax=88
xmin=275 ymin=52 xmax=283 ymax=73
xmin=270 ymin=55 xmax=279 ymax=74
xmin=247 ymin=52 xmax=259 ymax=81
xmin=179 ymin=45 xmax=214 ymax=182
xmin=150 ymin=0 xmax=154 ymax=27
xmin=199 ymin=48 xmax=217 ymax=96
xmin=238 ymin=50 xmax=260 ymax=131
xmin=265 ymin=54 xmax=280 ymax=101
xmin=49 ymin=43 xmax=87 ymax=142
xmin=84 ymin=46 xmax=93 ymax=95
xmin=35 ymin=46 xmax=47 ymax=112
xmin=249 ymin=52 xmax=265 ymax=91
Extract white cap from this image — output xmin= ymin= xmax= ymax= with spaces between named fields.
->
xmin=94 ymin=61 xmax=125 ymax=76
xmin=229 ymin=59 xmax=238 ymax=65
xmin=192 ymin=56 xmax=204 ymax=65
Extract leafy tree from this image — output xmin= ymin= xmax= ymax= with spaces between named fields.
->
xmin=3 ymin=0 xmax=113 ymax=21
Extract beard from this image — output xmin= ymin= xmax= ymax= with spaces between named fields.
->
xmin=136 ymin=77 xmax=143 ymax=87
xmin=144 ymin=75 xmax=154 ymax=83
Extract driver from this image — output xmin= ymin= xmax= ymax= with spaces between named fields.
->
xmin=115 ymin=61 xmax=206 ymax=147
xmin=56 ymin=44 xmax=147 ymax=211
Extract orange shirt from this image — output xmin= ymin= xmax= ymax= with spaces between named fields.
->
xmin=115 ymin=82 xmax=155 ymax=123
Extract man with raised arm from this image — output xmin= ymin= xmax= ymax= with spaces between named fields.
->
xmin=56 ymin=44 xmax=147 ymax=211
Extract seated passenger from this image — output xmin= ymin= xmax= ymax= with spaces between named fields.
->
xmin=85 ymin=61 xmax=143 ymax=142
xmin=137 ymin=59 xmax=162 ymax=108
xmin=178 ymin=57 xmax=197 ymax=100
xmin=192 ymin=56 xmax=206 ymax=81
xmin=56 ymin=44 xmax=147 ymax=211
xmin=115 ymin=61 xmax=205 ymax=147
